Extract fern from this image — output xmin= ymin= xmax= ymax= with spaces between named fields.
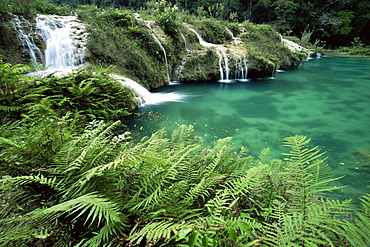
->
xmin=0 ymin=105 xmax=21 ymax=112
xmin=0 ymin=136 xmax=21 ymax=148
xmin=31 ymin=192 xmax=128 ymax=245
xmin=262 ymin=198 xmax=354 ymax=246
xmin=280 ymin=135 xmax=344 ymax=214
xmin=0 ymin=174 xmax=63 ymax=192
xmin=127 ymin=220 xmax=196 ymax=245
xmin=343 ymin=194 xmax=370 ymax=246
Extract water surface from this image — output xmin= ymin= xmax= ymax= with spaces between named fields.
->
xmin=128 ymin=56 xmax=370 ymax=200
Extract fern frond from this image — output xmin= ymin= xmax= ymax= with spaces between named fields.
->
xmin=0 ymin=173 xmax=63 ymax=192
xmin=262 ymin=198 xmax=354 ymax=246
xmin=282 ymin=135 xmax=325 ymax=166
xmin=343 ymin=194 xmax=370 ymax=246
xmin=223 ymin=164 xmax=267 ymax=198
xmin=33 ymin=192 xmax=127 ymax=233
xmin=171 ymin=124 xmax=197 ymax=147
xmin=56 ymin=120 xmax=121 ymax=174
xmin=0 ymin=105 xmax=21 ymax=112
xmin=127 ymin=220 xmax=195 ymax=246
xmin=0 ymin=136 xmax=21 ymax=148
xmin=182 ymin=174 xmax=227 ymax=205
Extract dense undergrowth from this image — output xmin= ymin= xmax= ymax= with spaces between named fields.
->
xmin=0 ymin=58 xmax=137 ymax=175
xmin=1 ymin=60 xmax=370 ymax=246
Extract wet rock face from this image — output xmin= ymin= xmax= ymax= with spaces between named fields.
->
xmin=69 ymin=18 xmax=88 ymax=65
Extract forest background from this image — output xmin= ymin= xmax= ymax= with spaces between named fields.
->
xmin=3 ymin=0 xmax=369 ymax=48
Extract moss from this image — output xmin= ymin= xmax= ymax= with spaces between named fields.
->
xmin=79 ymin=8 xmax=169 ymax=89
xmin=180 ymin=49 xmax=219 ymax=81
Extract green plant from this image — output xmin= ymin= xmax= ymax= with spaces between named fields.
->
xmin=20 ymin=66 xmax=136 ymax=123
xmin=1 ymin=124 xmax=370 ymax=246
xmin=147 ymin=0 xmax=180 ymax=36
xmin=0 ymin=57 xmax=32 ymax=122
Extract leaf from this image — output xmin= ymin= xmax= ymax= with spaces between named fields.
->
xmin=227 ymin=227 xmax=237 ymax=242
xmin=237 ymin=221 xmax=252 ymax=236
xmin=178 ymin=227 xmax=193 ymax=240
xmin=188 ymin=231 xmax=199 ymax=247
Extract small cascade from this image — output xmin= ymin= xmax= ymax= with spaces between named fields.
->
xmin=186 ymin=24 xmax=230 ymax=82
xmin=153 ymin=34 xmax=171 ymax=82
xmin=134 ymin=14 xmax=170 ymax=82
xmin=180 ymin=32 xmax=190 ymax=52
xmin=173 ymin=32 xmax=190 ymax=82
xmin=226 ymin=27 xmax=238 ymax=45
xmin=234 ymin=55 xmax=248 ymax=81
xmin=11 ymin=15 xmax=44 ymax=70
xmin=36 ymin=15 xmax=83 ymax=69
xmin=111 ymin=74 xmax=186 ymax=105
xmin=243 ymin=55 xmax=248 ymax=80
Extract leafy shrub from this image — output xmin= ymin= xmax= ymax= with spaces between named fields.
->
xmin=21 ymin=67 xmax=136 ymax=123
xmin=0 ymin=57 xmax=32 ymax=122
xmin=1 ymin=124 xmax=370 ymax=246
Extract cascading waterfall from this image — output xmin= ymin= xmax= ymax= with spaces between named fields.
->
xmin=186 ymin=24 xmax=230 ymax=82
xmin=11 ymin=15 xmax=45 ymax=70
xmin=134 ymin=14 xmax=170 ymax=82
xmin=36 ymin=15 xmax=81 ymax=69
xmin=153 ymin=35 xmax=171 ymax=82
xmin=111 ymin=74 xmax=185 ymax=105
xmin=172 ymin=32 xmax=190 ymax=82
xmin=233 ymin=55 xmax=248 ymax=81
xmin=226 ymin=27 xmax=238 ymax=45
xmin=243 ymin=55 xmax=248 ymax=80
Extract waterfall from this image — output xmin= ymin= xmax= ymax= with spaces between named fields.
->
xmin=11 ymin=14 xmax=85 ymax=71
xmin=186 ymin=24 xmax=230 ymax=82
xmin=233 ymin=55 xmax=248 ymax=81
xmin=36 ymin=15 xmax=82 ymax=69
xmin=11 ymin=15 xmax=44 ymax=70
xmin=13 ymin=13 xmax=184 ymax=106
xmin=111 ymin=74 xmax=186 ymax=105
xmin=154 ymin=35 xmax=171 ymax=82
xmin=226 ymin=27 xmax=238 ymax=45
xmin=181 ymin=32 xmax=190 ymax=52
xmin=243 ymin=55 xmax=248 ymax=80
xmin=134 ymin=14 xmax=170 ymax=82
xmin=172 ymin=32 xmax=190 ymax=82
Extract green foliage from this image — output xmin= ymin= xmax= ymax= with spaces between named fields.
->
xmin=21 ymin=67 xmax=136 ymax=123
xmin=240 ymin=21 xmax=305 ymax=75
xmin=0 ymin=0 xmax=70 ymax=16
xmin=76 ymin=6 xmax=169 ymax=88
xmin=0 ymin=61 xmax=137 ymax=176
xmin=339 ymin=37 xmax=370 ymax=55
xmin=1 ymin=123 xmax=370 ymax=246
xmin=147 ymin=0 xmax=180 ymax=35
xmin=0 ymin=57 xmax=32 ymax=122
xmin=0 ymin=116 xmax=75 ymax=175
xmin=187 ymin=17 xmax=233 ymax=44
